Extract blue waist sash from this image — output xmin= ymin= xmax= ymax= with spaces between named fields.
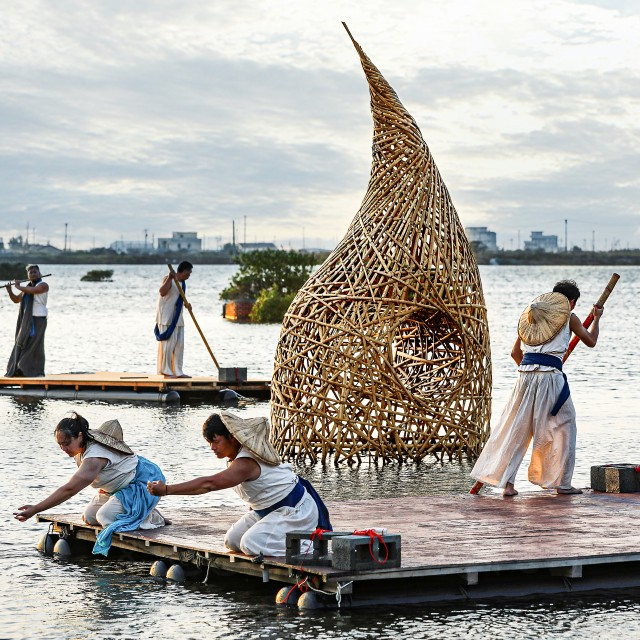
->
xmin=254 ymin=476 xmax=332 ymax=531
xmin=154 ymin=280 xmax=186 ymax=341
xmin=521 ymin=352 xmax=570 ymax=416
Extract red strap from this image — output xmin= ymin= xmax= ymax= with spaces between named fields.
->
xmin=352 ymin=529 xmax=389 ymax=565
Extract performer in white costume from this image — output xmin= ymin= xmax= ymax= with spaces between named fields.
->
xmin=147 ymin=412 xmax=332 ymax=557
xmin=470 ymin=280 xmax=603 ymax=497
xmin=155 ymin=261 xmax=192 ymax=377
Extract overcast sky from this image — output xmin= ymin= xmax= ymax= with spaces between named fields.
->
xmin=1 ymin=0 xmax=638 ymax=251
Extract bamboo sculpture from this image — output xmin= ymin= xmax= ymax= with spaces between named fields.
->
xmin=270 ymin=25 xmax=492 ymax=464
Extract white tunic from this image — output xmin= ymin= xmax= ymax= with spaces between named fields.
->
xmin=32 ymin=290 xmax=48 ymax=317
xmin=78 ymin=441 xmax=138 ymax=494
xmin=156 ymin=280 xmax=184 ymax=327
xmin=231 ymin=448 xmax=297 ymax=510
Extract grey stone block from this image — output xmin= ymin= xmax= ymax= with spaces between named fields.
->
xmin=331 ymin=533 xmax=401 ymax=571
xmin=285 ymin=530 xmax=352 ymax=567
xmin=591 ymin=464 xmax=640 ymax=493
xmin=217 ymin=367 xmax=248 ymax=383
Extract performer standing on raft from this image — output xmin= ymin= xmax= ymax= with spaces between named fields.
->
xmin=147 ymin=411 xmax=332 ymax=557
xmin=5 ymin=264 xmax=49 ymax=377
xmin=470 ymin=280 xmax=603 ymax=497
xmin=155 ymin=260 xmax=193 ymax=378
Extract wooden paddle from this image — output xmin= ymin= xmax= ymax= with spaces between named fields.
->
xmin=167 ymin=264 xmax=220 ymax=370
xmin=563 ymin=272 xmax=619 ymax=363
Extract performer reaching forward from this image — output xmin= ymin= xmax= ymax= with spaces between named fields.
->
xmin=155 ymin=261 xmax=193 ymax=378
xmin=470 ymin=280 xmax=603 ymax=497
xmin=5 ymin=264 xmax=49 ymax=377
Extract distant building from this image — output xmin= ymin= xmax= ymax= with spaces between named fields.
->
xmin=465 ymin=227 xmax=497 ymax=251
xmin=157 ymin=232 xmax=202 ymax=253
xmin=5 ymin=236 xmax=62 ymax=256
xmin=236 ymin=242 xmax=278 ymax=253
xmin=524 ymin=231 xmax=559 ymax=253
xmin=110 ymin=240 xmax=151 ymax=254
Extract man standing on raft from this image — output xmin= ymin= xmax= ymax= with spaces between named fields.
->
xmin=470 ymin=280 xmax=603 ymax=497
xmin=155 ymin=261 xmax=193 ymax=378
xmin=5 ymin=264 xmax=49 ymax=377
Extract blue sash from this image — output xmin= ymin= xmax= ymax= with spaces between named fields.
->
xmin=521 ymin=352 xmax=570 ymax=416
xmin=154 ymin=280 xmax=185 ymax=341
xmin=253 ymin=476 xmax=332 ymax=531
xmin=92 ymin=456 xmax=166 ymax=556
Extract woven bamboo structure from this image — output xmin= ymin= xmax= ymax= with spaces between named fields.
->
xmin=270 ymin=25 xmax=491 ymax=464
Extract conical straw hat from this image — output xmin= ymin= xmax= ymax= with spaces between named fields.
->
xmin=219 ymin=412 xmax=280 ymax=466
xmin=518 ymin=292 xmax=571 ymax=347
xmin=88 ymin=419 xmax=134 ymax=455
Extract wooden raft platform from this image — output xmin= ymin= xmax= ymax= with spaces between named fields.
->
xmin=0 ymin=371 xmax=271 ymax=403
xmin=37 ymin=491 xmax=640 ymax=608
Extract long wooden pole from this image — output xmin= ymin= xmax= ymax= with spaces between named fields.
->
xmin=4 ymin=273 xmax=52 ymax=288
xmin=563 ymin=272 xmax=620 ymax=363
xmin=168 ymin=264 xmax=220 ymax=370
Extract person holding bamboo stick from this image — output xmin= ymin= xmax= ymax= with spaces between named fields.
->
xmin=470 ymin=280 xmax=603 ymax=497
xmin=154 ymin=260 xmax=193 ymax=377
xmin=5 ymin=264 xmax=49 ymax=377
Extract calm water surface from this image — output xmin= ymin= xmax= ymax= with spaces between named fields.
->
xmin=1 ymin=265 xmax=639 ymax=639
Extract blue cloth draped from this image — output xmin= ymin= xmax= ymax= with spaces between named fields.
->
xmin=521 ymin=352 xmax=570 ymax=416
xmin=253 ymin=476 xmax=332 ymax=531
xmin=154 ymin=280 xmax=186 ymax=341
xmin=92 ymin=456 xmax=166 ymax=556
xmin=21 ymin=278 xmax=41 ymax=338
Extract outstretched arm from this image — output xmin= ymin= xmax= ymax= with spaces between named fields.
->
xmin=14 ymin=457 xmax=106 ymax=521
xmin=570 ymin=307 xmax=603 ymax=349
xmin=147 ymin=457 xmax=260 ymax=497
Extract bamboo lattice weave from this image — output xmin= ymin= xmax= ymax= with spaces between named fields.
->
xmin=270 ymin=25 xmax=491 ymax=464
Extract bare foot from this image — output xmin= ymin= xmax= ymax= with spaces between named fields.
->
xmin=470 ymin=481 xmax=484 ymax=495
xmin=503 ymin=483 xmax=518 ymax=497
xmin=557 ymin=487 xmax=583 ymax=495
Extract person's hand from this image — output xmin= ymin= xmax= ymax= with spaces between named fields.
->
xmin=593 ymin=305 xmax=604 ymax=318
xmin=14 ymin=505 xmax=37 ymax=521
xmin=147 ymin=480 xmax=167 ymax=497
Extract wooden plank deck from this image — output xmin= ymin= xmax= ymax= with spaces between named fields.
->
xmin=37 ymin=491 xmax=640 ymax=607
xmin=0 ymin=371 xmax=271 ymax=401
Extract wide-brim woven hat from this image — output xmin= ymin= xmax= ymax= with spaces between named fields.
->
xmin=219 ymin=412 xmax=280 ymax=466
xmin=518 ymin=292 xmax=571 ymax=346
xmin=88 ymin=419 xmax=134 ymax=455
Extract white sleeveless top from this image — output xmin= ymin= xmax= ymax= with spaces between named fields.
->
xmin=519 ymin=316 xmax=571 ymax=372
xmin=231 ymin=448 xmax=298 ymax=510
xmin=156 ymin=279 xmax=185 ymax=327
xmin=78 ymin=441 xmax=138 ymax=494
xmin=32 ymin=290 xmax=48 ymax=317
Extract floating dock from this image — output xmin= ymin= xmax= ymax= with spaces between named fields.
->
xmin=37 ymin=491 xmax=640 ymax=608
xmin=0 ymin=371 xmax=270 ymax=403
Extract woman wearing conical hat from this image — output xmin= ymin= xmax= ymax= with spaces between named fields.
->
xmin=470 ymin=280 xmax=603 ymax=497
xmin=14 ymin=412 xmax=167 ymax=555
xmin=147 ymin=411 xmax=332 ymax=557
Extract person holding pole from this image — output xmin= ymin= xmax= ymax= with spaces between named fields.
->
xmin=5 ymin=264 xmax=49 ymax=377
xmin=155 ymin=260 xmax=193 ymax=378
xmin=470 ymin=279 xmax=605 ymax=497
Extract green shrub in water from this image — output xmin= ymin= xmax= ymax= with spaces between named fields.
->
xmin=249 ymin=285 xmax=296 ymax=323
xmin=81 ymin=269 xmax=114 ymax=282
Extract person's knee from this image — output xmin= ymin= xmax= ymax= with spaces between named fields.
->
xmin=95 ymin=505 xmax=117 ymax=527
xmin=238 ymin=533 xmax=261 ymax=556
xmin=82 ymin=505 xmax=100 ymax=526
xmin=224 ymin=529 xmax=242 ymax=552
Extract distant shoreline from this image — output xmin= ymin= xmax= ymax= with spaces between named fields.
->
xmin=0 ymin=248 xmax=638 ymax=266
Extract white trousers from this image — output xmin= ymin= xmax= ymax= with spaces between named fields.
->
xmin=156 ymin=325 xmax=184 ymax=376
xmin=83 ymin=492 xmax=165 ymax=529
xmin=225 ymin=491 xmax=318 ymax=557
xmin=471 ymin=370 xmax=577 ymax=490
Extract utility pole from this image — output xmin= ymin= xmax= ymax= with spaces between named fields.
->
xmin=64 ymin=223 xmax=68 ymax=252
xmin=232 ymin=220 xmax=236 ymax=248
xmin=26 ymin=221 xmax=29 ymax=246
xmin=144 ymin=229 xmax=148 ymax=252
xmin=564 ymin=219 xmax=568 ymax=252
xmin=592 ymin=230 xmax=595 ymax=253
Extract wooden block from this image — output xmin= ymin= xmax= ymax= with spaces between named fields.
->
xmin=286 ymin=530 xmax=352 ymax=566
xmin=591 ymin=464 xmax=640 ymax=493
